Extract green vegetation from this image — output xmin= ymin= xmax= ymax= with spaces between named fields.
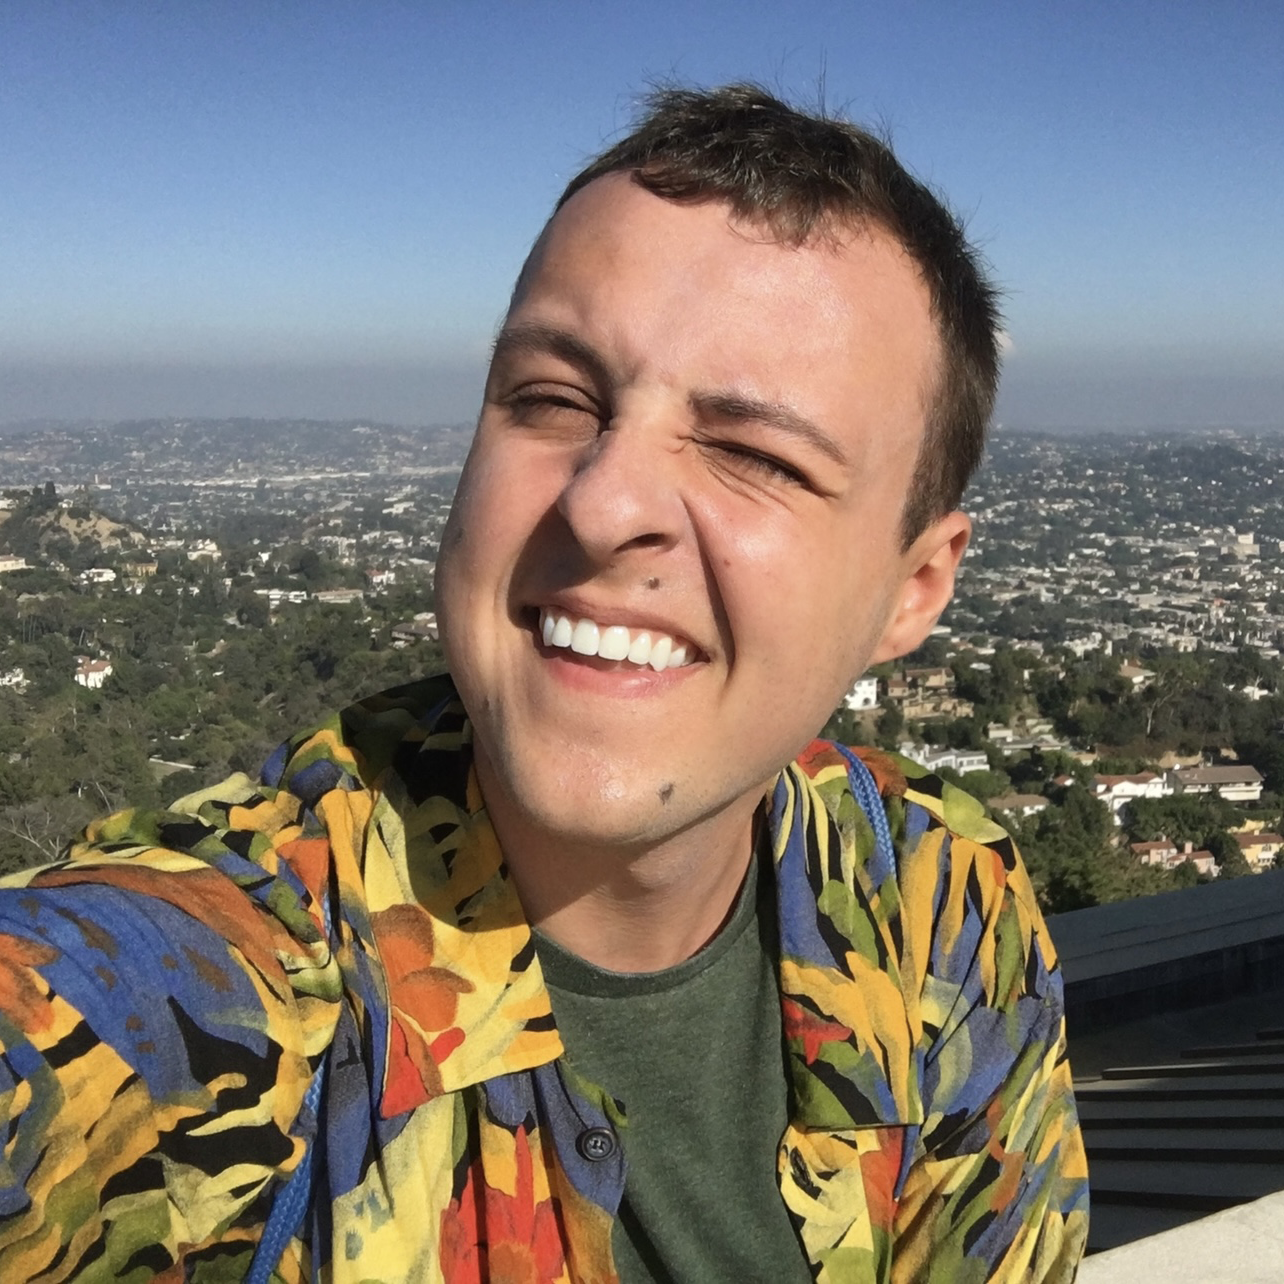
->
xmin=0 ymin=568 xmax=442 ymax=874
xmin=828 ymin=637 xmax=1284 ymax=915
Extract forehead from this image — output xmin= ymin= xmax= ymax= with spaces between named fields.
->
xmin=506 ymin=175 xmax=940 ymax=466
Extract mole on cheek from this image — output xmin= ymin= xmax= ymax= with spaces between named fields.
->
xmin=658 ymin=783 xmax=675 ymax=804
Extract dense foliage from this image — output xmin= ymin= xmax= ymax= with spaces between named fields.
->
xmin=823 ymin=639 xmax=1284 ymax=914
xmin=0 ymin=567 xmax=442 ymax=874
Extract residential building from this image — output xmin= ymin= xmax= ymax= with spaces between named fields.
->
xmin=900 ymin=744 xmax=989 ymax=775
xmin=1117 ymin=663 xmax=1155 ymax=689
xmin=1236 ymin=832 xmax=1282 ymax=872
xmin=312 ymin=588 xmax=365 ymax=606
xmin=1169 ymin=765 xmax=1265 ymax=804
xmin=1093 ymin=772 xmax=1171 ymax=821
xmin=842 ymin=675 xmax=879 ymax=711
xmin=989 ymin=793 xmax=1050 ymax=819
xmin=1129 ymin=838 xmax=1217 ymax=877
xmin=391 ymin=614 xmax=439 ymax=645
xmin=1129 ymin=839 xmax=1179 ymax=868
xmin=74 ymin=658 xmax=113 ymax=689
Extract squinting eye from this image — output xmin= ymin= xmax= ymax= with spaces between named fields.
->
xmin=505 ymin=391 xmax=602 ymax=424
xmin=717 ymin=444 xmax=807 ymax=486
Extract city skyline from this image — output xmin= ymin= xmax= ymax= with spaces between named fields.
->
xmin=2 ymin=1 xmax=1281 ymax=428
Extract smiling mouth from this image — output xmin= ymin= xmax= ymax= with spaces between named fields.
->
xmin=537 ymin=608 xmax=697 ymax=672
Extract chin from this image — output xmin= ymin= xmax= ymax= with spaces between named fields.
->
xmin=478 ymin=737 xmax=694 ymax=850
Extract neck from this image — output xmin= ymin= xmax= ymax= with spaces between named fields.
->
xmin=480 ymin=780 xmax=765 ymax=974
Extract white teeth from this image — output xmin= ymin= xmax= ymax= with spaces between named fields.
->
xmin=537 ymin=609 xmax=694 ymax=671
xmin=627 ymin=631 xmax=653 ymax=664
xmin=598 ymin=625 xmax=631 ymax=661
xmin=570 ymin=618 xmax=600 ymax=655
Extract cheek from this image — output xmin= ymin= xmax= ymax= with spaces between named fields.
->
xmin=445 ymin=446 xmax=534 ymax=566
xmin=715 ymin=512 xmax=888 ymax=689
xmin=708 ymin=510 xmax=830 ymax=669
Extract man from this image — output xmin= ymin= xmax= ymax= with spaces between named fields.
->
xmin=0 ymin=86 xmax=1088 ymax=1281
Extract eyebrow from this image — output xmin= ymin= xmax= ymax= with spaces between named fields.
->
xmin=490 ymin=322 xmax=614 ymax=387
xmin=491 ymin=323 xmax=850 ymax=469
xmin=692 ymin=391 xmax=851 ymax=468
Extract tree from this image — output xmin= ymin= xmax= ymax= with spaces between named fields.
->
xmin=874 ymin=700 xmax=904 ymax=749
xmin=955 ymin=768 xmax=1010 ymax=802
xmin=233 ymin=588 xmax=271 ymax=630
xmin=819 ymin=706 xmax=865 ymax=746
xmin=1124 ymin=794 xmax=1240 ymax=846
xmin=1206 ymin=830 xmax=1252 ymax=879
xmin=1234 ymin=736 xmax=1284 ymax=795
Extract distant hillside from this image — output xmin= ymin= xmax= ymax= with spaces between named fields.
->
xmin=0 ymin=489 xmax=148 ymax=561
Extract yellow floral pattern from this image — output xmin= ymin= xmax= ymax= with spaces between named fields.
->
xmin=0 ymin=674 xmax=1087 ymax=1280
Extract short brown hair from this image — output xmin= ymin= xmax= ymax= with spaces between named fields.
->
xmin=555 ymin=84 xmax=1001 ymax=547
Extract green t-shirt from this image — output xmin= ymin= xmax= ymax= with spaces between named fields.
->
xmin=535 ymin=848 xmax=813 ymax=1284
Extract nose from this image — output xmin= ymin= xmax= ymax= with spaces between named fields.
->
xmin=555 ymin=424 xmax=686 ymax=566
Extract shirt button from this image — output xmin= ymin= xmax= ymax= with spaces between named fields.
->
xmin=576 ymin=1127 xmax=617 ymax=1162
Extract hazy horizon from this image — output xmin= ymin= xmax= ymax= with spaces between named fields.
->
xmin=3 ymin=351 xmax=1281 ymax=435
xmin=4 ymin=4 xmax=1280 ymax=430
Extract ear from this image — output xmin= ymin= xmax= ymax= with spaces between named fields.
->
xmin=869 ymin=511 xmax=971 ymax=665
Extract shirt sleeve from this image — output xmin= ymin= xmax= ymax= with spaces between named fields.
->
xmin=0 ymin=779 xmax=335 ymax=1281
xmin=890 ymin=804 xmax=1090 ymax=1283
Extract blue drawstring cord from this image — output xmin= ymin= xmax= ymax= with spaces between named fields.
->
xmin=834 ymin=742 xmax=898 ymax=881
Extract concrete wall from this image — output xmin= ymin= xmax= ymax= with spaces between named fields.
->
xmin=1047 ymin=870 xmax=1284 ymax=1032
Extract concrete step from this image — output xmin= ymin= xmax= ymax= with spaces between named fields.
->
xmin=1099 ymin=1057 xmax=1284 ymax=1080
xmin=1075 ymin=1071 xmax=1284 ymax=1099
xmin=1078 ymin=1098 xmax=1284 ymax=1126
xmin=1083 ymin=1128 xmax=1284 ymax=1161
xmin=1257 ymin=1027 xmax=1284 ymax=1040
xmin=1181 ymin=1040 xmax=1284 ymax=1059
xmin=1089 ymin=1158 xmax=1284 ymax=1207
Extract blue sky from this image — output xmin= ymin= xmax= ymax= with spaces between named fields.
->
xmin=2 ymin=1 xmax=1281 ymax=428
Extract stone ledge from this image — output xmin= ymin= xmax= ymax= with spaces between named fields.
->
xmin=1076 ymin=1189 xmax=1284 ymax=1283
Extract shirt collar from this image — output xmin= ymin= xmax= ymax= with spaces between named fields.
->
xmin=366 ymin=682 xmax=920 ymax=1129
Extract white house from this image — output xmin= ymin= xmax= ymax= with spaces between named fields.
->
xmin=1118 ymin=662 xmax=1155 ymax=689
xmin=1092 ymin=772 xmax=1172 ymax=822
xmin=843 ymin=675 xmax=880 ymax=711
xmin=901 ymin=745 xmax=989 ymax=776
xmin=74 ymin=658 xmax=113 ymax=689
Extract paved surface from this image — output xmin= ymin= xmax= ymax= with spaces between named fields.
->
xmin=1077 ymin=1189 xmax=1284 ymax=1283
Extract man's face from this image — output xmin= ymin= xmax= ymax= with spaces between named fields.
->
xmin=436 ymin=175 xmax=967 ymax=851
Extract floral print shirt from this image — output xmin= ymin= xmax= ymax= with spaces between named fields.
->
xmin=0 ymin=675 xmax=1088 ymax=1281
